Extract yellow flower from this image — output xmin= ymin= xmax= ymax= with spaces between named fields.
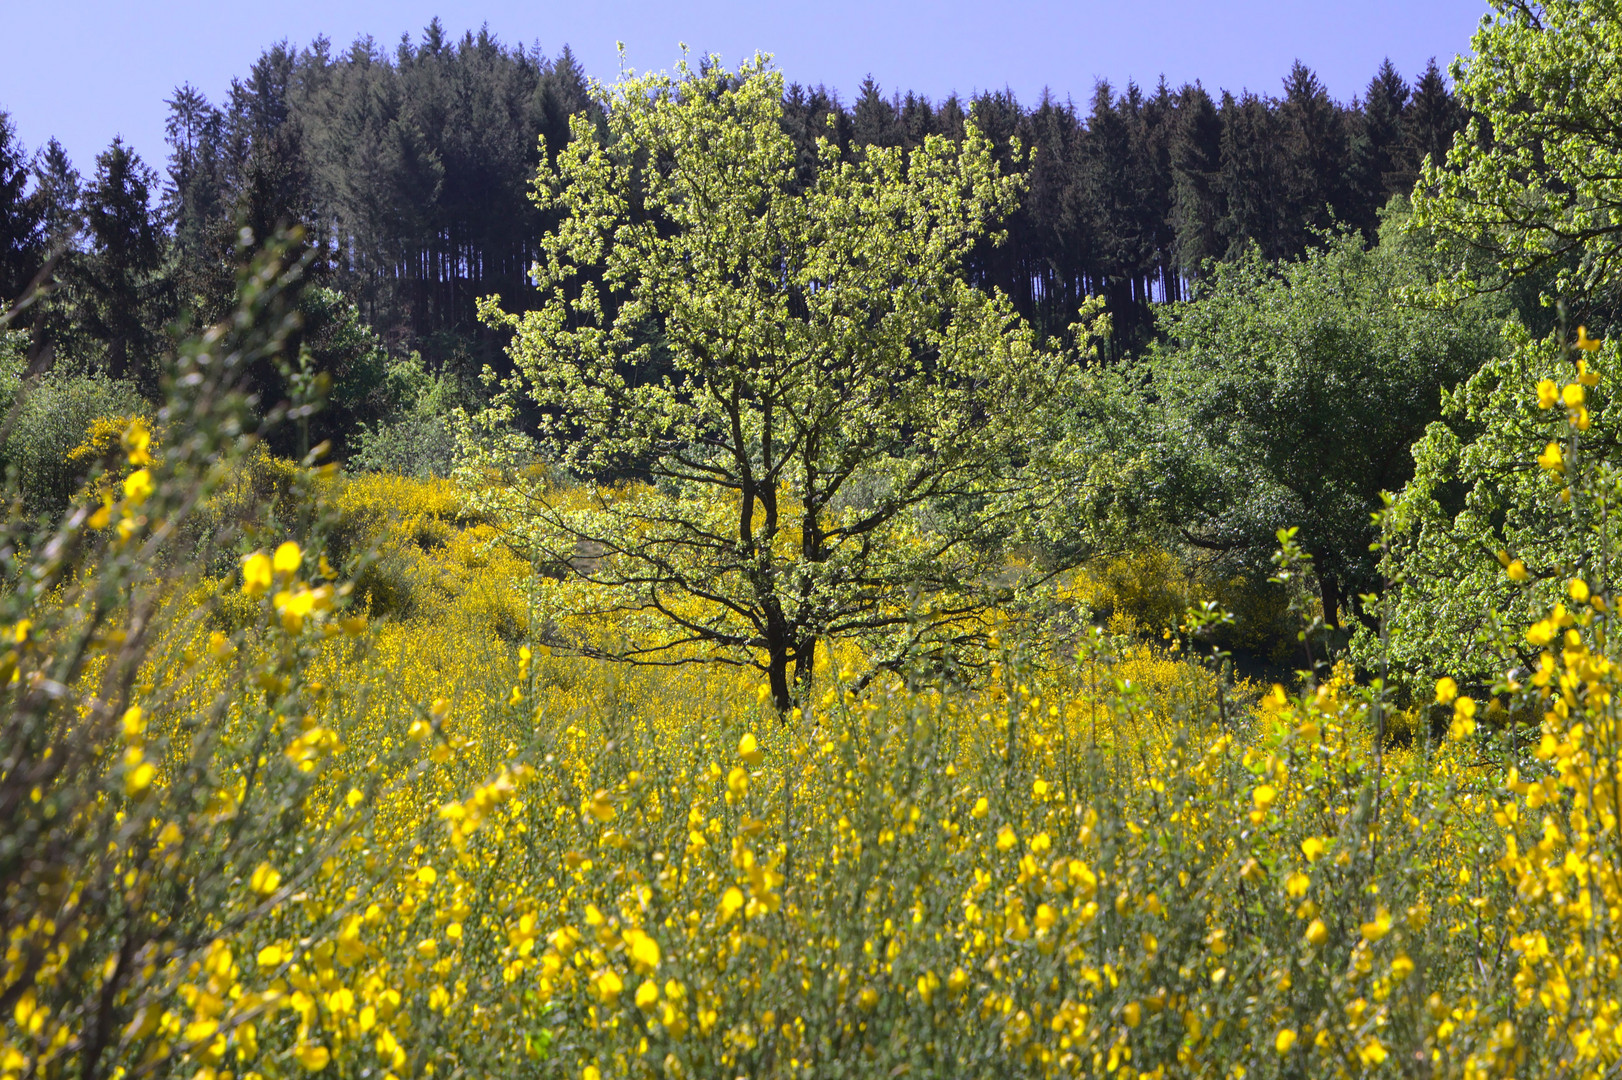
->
xmin=257 ymin=945 xmax=284 ymax=968
xmin=1360 ymin=907 xmax=1393 ymax=942
xmin=1507 ymin=559 xmax=1528 ymax=582
xmin=241 ymin=552 xmax=273 ymax=596
xmin=1252 ymin=784 xmax=1277 ymax=811
xmin=294 ymin=1044 xmax=329 ymax=1072
xmin=1569 ymin=578 xmax=1590 ymax=603
xmin=588 ymin=790 xmax=617 ymax=821
xmin=1538 ymin=441 xmax=1565 ymax=473
xmin=996 ymin=826 xmax=1017 ymax=852
xmin=1562 ymin=382 xmax=1585 ymax=408
xmin=123 ymin=418 xmax=153 ymax=465
xmin=1305 ymin=919 xmax=1328 ymax=946
xmin=737 ymin=732 xmax=763 ymax=766
xmin=1576 ymin=325 xmax=1602 ymax=351
xmin=1357 ymin=1038 xmax=1389 ymax=1066
xmin=1275 ymin=1028 xmax=1297 ymax=1054
xmin=123 ymin=750 xmax=154 ymax=797
xmin=249 ymin=863 xmax=281 ymax=897
xmin=120 ymin=706 xmax=145 ymax=741
xmin=594 ymin=968 xmax=624 ymax=1003
xmin=624 ymin=928 xmax=661 ymax=972
xmin=971 ymin=796 xmax=989 ymax=819
xmin=272 ymin=540 xmax=302 ymax=577
xmin=1434 ymin=677 xmax=1457 ymax=705
xmin=1537 ymin=378 xmax=1560 ymax=409
xmin=1300 ymin=837 xmax=1327 ymax=862
xmin=122 ymin=468 xmax=154 ymax=505
xmin=719 ymin=887 xmax=744 ymax=922
xmin=635 ymin=979 xmax=659 ymax=1011
xmin=1285 ymin=871 xmax=1310 ymax=898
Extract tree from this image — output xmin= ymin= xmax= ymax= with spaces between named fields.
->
xmin=1413 ymin=3 xmax=1622 ymax=312
xmin=77 ymin=138 xmax=169 ymax=387
xmin=475 ymin=54 xmax=1082 ymax=710
xmin=1353 ymin=324 xmax=1598 ymax=694
xmin=1168 ymin=83 xmax=1224 ymax=278
xmin=1140 ymin=218 xmax=1504 ymax=633
xmin=1349 ymin=59 xmax=1410 ymax=234
xmin=1279 ymin=62 xmax=1352 ymax=244
xmin=0 ymin=111 xmax=44 ymax=309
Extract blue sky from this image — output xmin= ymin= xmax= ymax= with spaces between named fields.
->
xmin=1 ymin=0 xmax=1487 ymax=175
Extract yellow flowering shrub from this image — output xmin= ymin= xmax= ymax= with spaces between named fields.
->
xmin=2 ymin=261 xmax=1621 ymax=1080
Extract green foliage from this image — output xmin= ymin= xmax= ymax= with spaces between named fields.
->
xmin=349 ymin=352 xmax=468 ymax=478
xmin=476 ymin=52 xmax=1085 ymax=709
xmin=1130 ymin=220 xmax=1504 ymax=630
xmin=0 ymin=370 xmax=146 ymax=519
xmin=1356 ymin=325 xmax=1614 ymax=695
xmin=1416 ymin=0 xmax=1622 ymax=313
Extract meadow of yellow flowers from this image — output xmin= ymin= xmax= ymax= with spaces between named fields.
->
xmin=3 ymin=257 xmax=1621 ymax=1080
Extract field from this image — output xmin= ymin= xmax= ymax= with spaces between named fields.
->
xmin=3 ymin=376 xmax=1620 ymax=1080
xmin=7 ymin=12 xmax=1622 ymax=1079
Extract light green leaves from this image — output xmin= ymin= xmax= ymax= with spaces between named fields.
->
xmin=473 ymin=53 xmax=1084 ymax=707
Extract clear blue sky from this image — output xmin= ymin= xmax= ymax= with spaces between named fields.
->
xmin=1 ymin=0 xmax=1488 ymax=175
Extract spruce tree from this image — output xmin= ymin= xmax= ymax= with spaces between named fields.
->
xmin=1353 ymin=58 xmax=1410 ymax=214
xmin=1168 ymin=83 xmax=1224 ymax=278
xmin=1279 ymin=61 xmax=1351 ymax=249
xmin=1403 ymin=59 xmax=1463 ymax=181
xmin=77 ymin=138 xmax=168 ymax=386
xmin=0 ymin=112 xmax=44 ymax=310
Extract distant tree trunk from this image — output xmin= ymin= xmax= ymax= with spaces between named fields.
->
xmin=793 ymin=636 xmax=817 ymax=701
xmin=1319 ymin=571 xmax=1342 ymax=630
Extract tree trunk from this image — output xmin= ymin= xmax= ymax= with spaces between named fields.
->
xmin=768 ymin=645 xmax=792 ymax=716
xmin=792 ymin=636 xmax=816 ymax=705
xmin=1319 ymin=571 xmax=1342 ymax=630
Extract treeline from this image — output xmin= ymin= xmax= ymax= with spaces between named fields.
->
xmin=0 ymin=20 xmax=1465 ymax=387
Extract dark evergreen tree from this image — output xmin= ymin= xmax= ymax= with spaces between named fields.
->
xmin=1350 ymin=58 xmax=1410 ymax=227
xmin=1218 ymin=91 xmax=1291 ymax=260
xmin=32 ymin=140 xmax=81 ymax=251
xmin=1168 ymin=83 xmax=1224 ymax=278
xmin=1279 ymin=62 xmax=1352 ymax=248
xmin=0 ymin=112 xmax=44 ymax=310
xmin=76 ymin=138 xmax=169 ymax=386
xmin=1403 ymin=58 xmax=1464 ymax=182
xmin=851 ymin=77 xmax=905 ymax=149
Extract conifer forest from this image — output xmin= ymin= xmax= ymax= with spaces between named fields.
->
xmin=5 ymin=3 xmax=1622 ymax=1078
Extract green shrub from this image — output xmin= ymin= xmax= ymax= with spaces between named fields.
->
xmin=0 ymin=370 xmax=146 ymax=519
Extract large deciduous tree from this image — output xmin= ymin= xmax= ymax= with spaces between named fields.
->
xmin=1135 ymin=219 xmax=1504 ymax=632
xmin=475 ymin=54 xmax=1082 ymax=710
xmin=1415 ymin=1 xmax=1622 ymax=314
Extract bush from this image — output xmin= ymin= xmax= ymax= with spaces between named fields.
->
xmin=0 ymin=370 xmax=146 ymax=518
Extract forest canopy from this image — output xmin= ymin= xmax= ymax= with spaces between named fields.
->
xmin=0 ymin=21 xmax=1465 ymax=386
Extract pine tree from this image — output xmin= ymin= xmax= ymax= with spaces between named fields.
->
xmin=1403 ymin=59 xmax=1463 ymax=181
xmin=1352 ymin=58 xmax=1410 ymax=217
xmin=0 ymin=112 xmax=44 ymax=310
xmin=851 ymin=77 xmax=904 ymax=148
xmin=77 ymin=138 xmax=169 ymax=386
xmin=1168 ymin=83 xmax=1224 ymax=278
xmin=1218 ymin=91 xmax=1290 ymax=259
xmin=1279 ymin=61 xmax=1352 ymax=249
xmin=32 ymin=139 xmax=80 ymax=251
